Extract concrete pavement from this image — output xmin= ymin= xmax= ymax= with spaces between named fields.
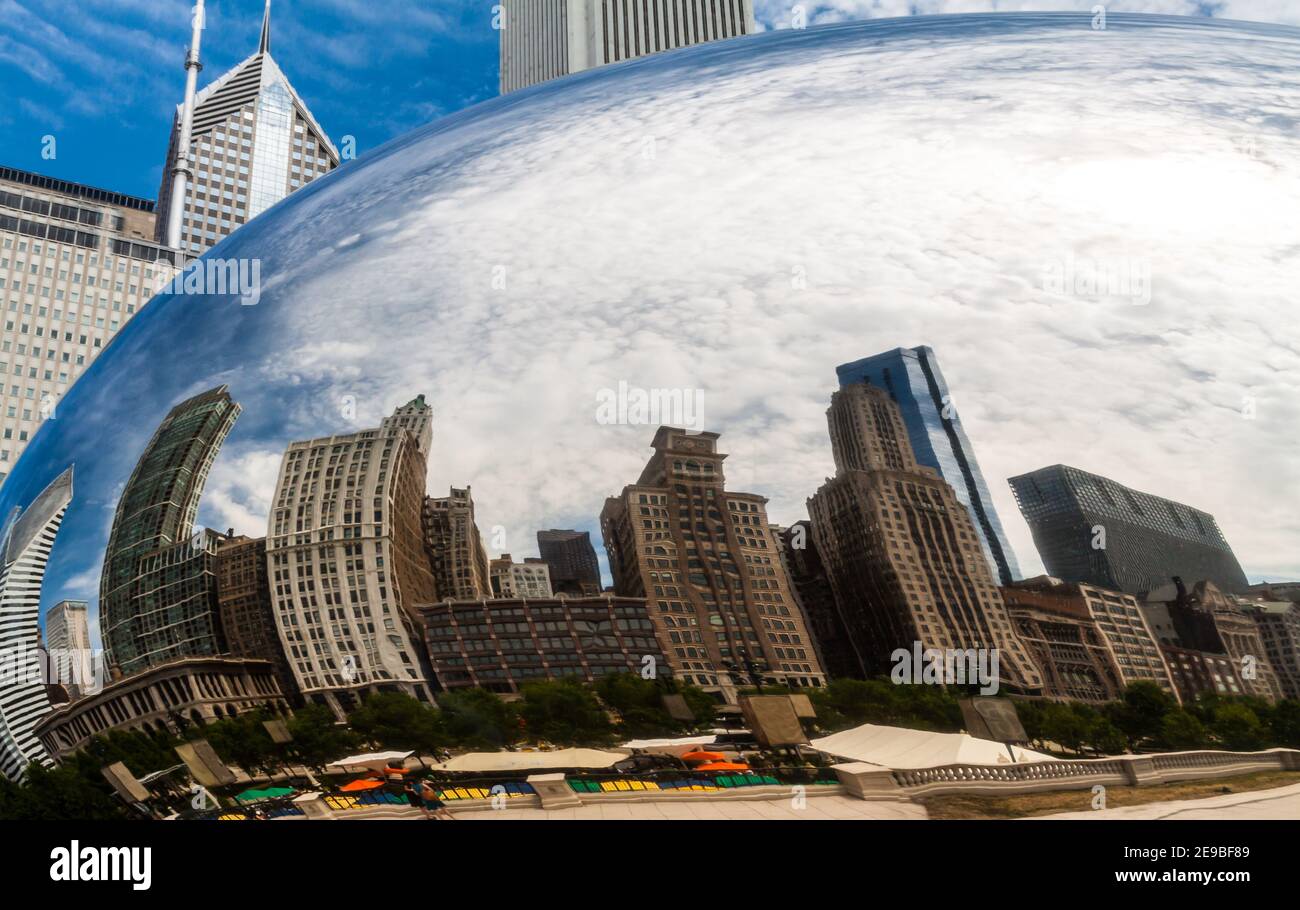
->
xmin=1042 ymin=782 xmax=1300 ymax=820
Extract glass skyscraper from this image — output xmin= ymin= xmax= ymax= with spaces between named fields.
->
xmin=836 ymin=346 xmax=1022 ymax=586
xmin=1009 ymin=464 xmax=1250 ymax=596
xmin=99 ymin=386 xmax=240 ymax=676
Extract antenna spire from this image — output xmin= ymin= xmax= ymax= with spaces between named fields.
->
xmin=259 ymin=0 xmax=272 ymax=54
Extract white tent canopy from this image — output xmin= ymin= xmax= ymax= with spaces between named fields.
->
xmin=811 ymin=724 xmax=1054 ymax=770
xmin=330 ymin=750 xmax=415 ymax=770
xmin=432 ymin=748 xmax=627 ymax=773
xmin=622 ymin=733 xmax=720 ymax=751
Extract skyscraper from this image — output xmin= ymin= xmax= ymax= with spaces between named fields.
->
xmin=537 ymin=529 xmax=602 ymax=596
xmin=44 ymin=600 xmax=93 ymax=701
xmin=100 ymin=386 xmax=240 ymax=677
xmin=499 ymin=0 xmax=757 ymax=93
xmin=601 ymin=427 xmax=826 ymax=699
xmin=0 ymin=466 xmax=73 ymax=781
xmin=155 ymin=2 xmax=339 ymax=256
xmin=423 ymin=487 xmax=492 ymax=601
xmin=267 ymin=398 xmax=438 ymax=715
xmin=215 ymin=533 xmax=299 ymax=704
xmin=0 ymin=166 xmax=178 ymax=485
xmin=806 ymin=384 xmax=1043 ymax=693
xmin=773 ymin=521 xmax=853 ymax=680
xmin=837 ymin=347 xmax=1022 ymax=586
xmin=1008 ymin=464 xmax=1250 ymax=596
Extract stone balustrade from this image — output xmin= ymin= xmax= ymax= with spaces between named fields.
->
xmin=830 ymin=748 xmax=1300 ymax=799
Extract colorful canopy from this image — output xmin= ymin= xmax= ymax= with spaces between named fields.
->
xmin=234 ymin=786 xmax=295 ymax=803
xmin=694 ymin=761 xmax=750 ymax=771
xmin=681 ymin=750 xmax=727 ymax=763
xmin=339 ymin=778 xmax=385 ymax=792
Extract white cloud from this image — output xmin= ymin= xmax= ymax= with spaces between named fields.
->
xmin=754 ymin=1 xmax=1300 ymax=27
xmin=209 ymin=14 xmax=1297 ymax=580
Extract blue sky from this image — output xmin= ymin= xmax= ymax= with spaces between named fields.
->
xmin=0 ymin=0 xmax=498 ymax=198
xmin=2 ymin=1 xmax=1297 ymax=202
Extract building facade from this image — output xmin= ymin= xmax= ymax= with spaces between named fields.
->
xmin=1242 ymin=600 xmax=1300 ymax=700
xmin=1002 ymin=577 xmax=1177 ymax=702
xmin=267 ymin=398 xmax=438 ymax=715
xmin=33 ymin=656 xmax=287 ymax=762
xmin=0 ymin=166 xmax=176 ymax=485
xmin=214 ymin=534 xmax=299 ymax=704
xmin=773 ymin=521 xmax=853 ymax=680
xmin=44 ymin=599 xmax=93 ymax=701
xmin=1009 ymin=577 xmax=1178 ymax=700
xmin=601 ymin=427 xmax=826 ymax=700
xmin=418 ymin=594 xmax=664 ymax=693
xmin=537 ymin=528 xmax=603 ymax=596
xmin=500 ymin=0 xmax=756 ymax=93
xmin=154 ymin=7 xmax=339 ymax=256
xmin=806 ymin=384 xmax=1043 ymax=694
xmin=0 ymin=467 xmax=73 ymax=781
xmin=1009 ymin=464 xmax=1249 ymax=596
xmin=423 ymin=487 xmax=492 ymax=601
xmin=1143 ymin=578 xmax=1282 ymax=703
xmin=490 ymin=554 xmax=554 ymax=599
xmin=100 ymin=386 xmax=240 ymax=677
xmin=1159 ymin=645 xmax=1247 ymax=705
xmin=836 ymin=347 xmax=1022 ymax=586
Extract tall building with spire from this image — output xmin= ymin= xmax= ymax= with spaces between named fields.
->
xmin=155 ymin=1 xmax=340 ymax=256
xmin=99 ymin=387 xmax=240 ymax=677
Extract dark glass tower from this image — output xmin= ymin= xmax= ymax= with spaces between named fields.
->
xmin=836 ymin=346 xmax=1022 ymax=585
xmin=1008 ymin=464 xmax=1249 ymax=596
xmin=537 ymin=529 xmax=602 ymax=596
xmin=100 ymin=386 xmax=240 ymax=676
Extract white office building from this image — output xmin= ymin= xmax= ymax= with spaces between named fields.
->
xmin=500 ymin=0 xmax=756 ymax=93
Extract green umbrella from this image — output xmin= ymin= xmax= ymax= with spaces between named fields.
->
xmin=235 ymin=786 xmax=295 ymax=803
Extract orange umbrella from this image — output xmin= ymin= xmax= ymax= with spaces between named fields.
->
xmin=340 ymin=778 xmax=384 ymax=792
xmin=681 ymin=750 xmax=726 ymax=763
xmin=695 ymin=761 xmax=750 ymax=772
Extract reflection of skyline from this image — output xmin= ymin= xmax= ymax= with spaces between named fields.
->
xmin=0 ymin=13 xmax=1296 ymax=667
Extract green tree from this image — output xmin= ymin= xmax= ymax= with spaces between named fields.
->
xmin=1012 ymin=699 xmax=1046 ymax=748
xmin=1040 ymin=702 xmax=1090 ymax=754
xmin=348 ymin=692 xmax=446 ymax=754
xmin=287 ymin=704 xmax=360 ymax=769
xmin=518 ymin=678 xmax=614 ymax=745
xmin=1266 ymin=699 xmax=1300 ymax=749
xmin=437 ymin=688 xmax=517 ymax=750
xmin=202 ymin=710 xmax=279 ymax=774
xmin=0 ymin=763 xmax=124 ymax=821
xmin=1109 ymin=681 xmax=1175 ymax=749
xmin=1084 ymin=713 xmax=1127 ymax=755
xmin=1212 ymin=702 xmax=1266 ymax=751
xmin=1160 ymin=709 xmax=1208 ymax=750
